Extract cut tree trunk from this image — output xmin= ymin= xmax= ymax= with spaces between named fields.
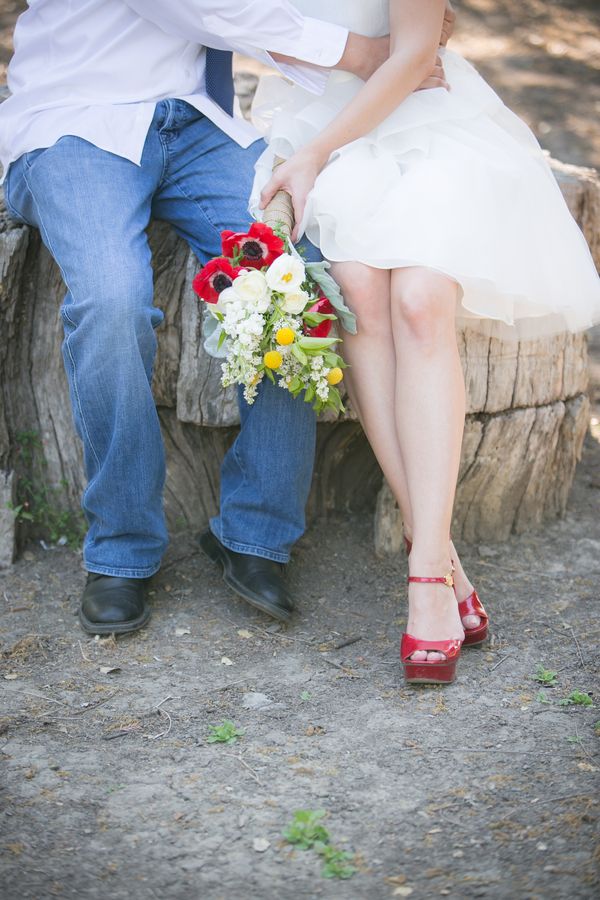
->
xmin=0 ymin=159 xmax=597 ymax=565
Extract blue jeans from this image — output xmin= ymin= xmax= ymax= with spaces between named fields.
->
xmin=4 ymin=100 xmax=317 ymax=575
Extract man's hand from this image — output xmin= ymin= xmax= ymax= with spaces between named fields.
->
xmin=440 ymin=1 xmax=456 ymax=47
xmin=415 ymin=54 xmax=449 ymax=92
xmin=336 ymin=33 xmax=390 ymax=82
xmin=416 ymin=1 xmax=455 ymax=92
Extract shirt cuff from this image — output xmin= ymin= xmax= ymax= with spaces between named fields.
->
xmin=295 ymin=17 xmax=348 ymax=67
xmin=268 ymin=58 xmax=329 ymax=95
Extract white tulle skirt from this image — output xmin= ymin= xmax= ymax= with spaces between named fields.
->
xmin=250 ymin=49 xmax=600 ymax=340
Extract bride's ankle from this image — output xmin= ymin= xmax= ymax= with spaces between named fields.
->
xmin=408 ymin=552 xmax=453 ymax=574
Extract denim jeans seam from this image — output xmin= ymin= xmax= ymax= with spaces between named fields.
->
xmin=85 ymin=561 xmax=161 ymax=578
xmin=22 ymin=165 xmax=103 ymax=472
xmin=216 ymin=536 xmax=289 ymax=564
xmin=160 ymin=170 xmax=222 ymax=239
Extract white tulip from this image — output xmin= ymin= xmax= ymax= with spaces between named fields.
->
xmin=281 ymin=290 xmax=310 ymax=315
xmin=265 ymin=254 xmax=306 ymax=294
xmin=231 ymin=269 xmax=271 ymax=312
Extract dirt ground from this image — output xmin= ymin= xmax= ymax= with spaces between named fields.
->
xmin=1 ymin=438 xmax=599 ymax=900
xmin=1 ymin=2 xmax=600 ymax=899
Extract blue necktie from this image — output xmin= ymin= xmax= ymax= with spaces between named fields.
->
xmin=205 ymin=47 xmax=235 ymax=116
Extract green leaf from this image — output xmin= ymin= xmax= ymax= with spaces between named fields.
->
xmin=283 ymin=810 xmax=329 ymax=850
xmin=302 ymin=312 xmax=336 ymax=327
xmin=217 ymin=329 xmax=227 ymax=350
xmin=305 ymin=260 xmax=357 ymax=335
xmin=318 ymin=845 xmax=357 ymax=880
xmin=207 ymin=721 xmax=245 ymax=744
xmin=533 ymin=664 xmax=558 ymax=686
xmin=558 ymin=690 xmax=593 ymax=707
xmin=291 ymin=344 xmax=309 ymax=366
xmin=297 ymin=336 xmax=338 ymax=352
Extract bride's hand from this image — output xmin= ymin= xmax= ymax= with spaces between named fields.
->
xmin=259 ymin=149 xmax=325 ymax=243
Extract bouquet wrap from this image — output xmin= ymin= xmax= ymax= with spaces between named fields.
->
xmin=262 ymin=157 xmax=294 ymax=237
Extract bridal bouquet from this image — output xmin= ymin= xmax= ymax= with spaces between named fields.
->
xmin=193 ymin=223 xmax=354 ymax=414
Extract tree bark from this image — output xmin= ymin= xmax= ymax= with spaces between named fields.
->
xmin=0 ymin=160 xmax=597 ymax=565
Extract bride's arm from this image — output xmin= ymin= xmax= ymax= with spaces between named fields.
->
xmin=261 ymin=0 xmax=446 ymax=238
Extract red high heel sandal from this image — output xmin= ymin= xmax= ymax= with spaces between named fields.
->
xmin=401 ymin=572 xmax=463 ymax=685
xmin=404 ymin=537 xmax=488 ymax=647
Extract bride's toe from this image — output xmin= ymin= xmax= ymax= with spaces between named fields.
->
xmin=410 ymin=650 xmax=428 ymax=662
xmin=462 ymin=613 xmax=481 ymax=630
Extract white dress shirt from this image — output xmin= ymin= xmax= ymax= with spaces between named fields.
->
xmin=0 ymin=0 xmax=349 ymax=178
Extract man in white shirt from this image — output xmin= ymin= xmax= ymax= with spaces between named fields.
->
xmin=1 ymin=1 xmax=453 ymax=634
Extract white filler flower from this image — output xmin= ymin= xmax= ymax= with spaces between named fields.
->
xmin=265 ymin=254 xmax=305 ymax=294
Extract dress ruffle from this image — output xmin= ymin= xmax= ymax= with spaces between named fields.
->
xmin=250 ymin=50 xmax=600 ymax=341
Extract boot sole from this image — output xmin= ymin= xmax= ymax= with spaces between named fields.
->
xmin=199 ymin=531 xmax=292 ymax=623
xmin=78 ymin=605 xmax=151 ymax=635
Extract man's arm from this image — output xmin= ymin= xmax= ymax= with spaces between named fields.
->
xmin=122 ymin=0 xmax=349 ymax=71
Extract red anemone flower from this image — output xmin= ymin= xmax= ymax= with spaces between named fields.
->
xmin=304 ymin=297 xmax=335 ymax=338
xmin=192 ymin=258 xmax=242 ymax=304
xmin=221 ymin=222 xmax=285 ymax=269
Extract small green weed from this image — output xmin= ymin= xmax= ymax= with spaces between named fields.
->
xmin=533 ymin=664 xmax=558 ymax=686
xmin=318 ymin=844 xmax=357 ymax=880
xmin=594 ymin=721 xmax=600 ymax=736
xmin=535 ymin=690 xmax=551 ymax=704
xmin=207 ymin=721 xmax=245 ymax=744
xmin=300 ymin=691 xmax=312 ymax=702
xmin=283 ymin=810 xmax=329 ymax=850
xmin=567 ymin=735 xmax=583 ymax=744
xmin=558 ymin=691 xmax=593 ymax=707
xmin=283 ymin=810 xmax=356 ymax=880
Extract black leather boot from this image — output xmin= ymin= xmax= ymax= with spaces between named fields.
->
xmin=79 ymin=573 xmax=151 ymax=635
xmin=199 ymin=530 xmax=293 ymax=622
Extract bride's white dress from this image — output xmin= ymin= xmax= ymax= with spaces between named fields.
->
xmin=250 ymin=0 xmax=600 ymax=340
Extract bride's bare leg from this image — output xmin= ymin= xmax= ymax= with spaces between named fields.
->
xmin=329 ymin=262 xmax=413 ymax=518
xmin=331 ymin=262 xmax=479 ymax=633
xmin=391 ymin=266 xmax=465 ymax=662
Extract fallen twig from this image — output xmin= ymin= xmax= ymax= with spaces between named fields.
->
xmin=13 ymin=689 xmax=68 ymax=706
xmin=34 ymin=691 xmax=117 ymax=719
xmin=568 ymin=625 xmax=586 ymax=669
xmin=78 ymin=640 xmax=93 ymax=662
xmin=233 ymin=752 xmax=262 ymax=785
xmin=333 ymin=636 xmax=362 ymax=650
xmin=146 ymin=695 xmax=177 ymax=740
xmin=489 ymin=653 xmax=512 ymax=672
xmin=320 ymin=656 xmax=363 ymax=677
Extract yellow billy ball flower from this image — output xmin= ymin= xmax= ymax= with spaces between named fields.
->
xmin=264 ymin=350 xmax=283 ymax=370
xmin=275 ymin=327 xmax=295 ymax=346
xmin=327 ymin=367 xmax=344 ymax=386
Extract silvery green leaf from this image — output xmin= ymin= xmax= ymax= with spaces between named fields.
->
xmin=203 ymin=309 xmax=229 ymax=358
xmin=305 ymin=261 xmax=357 ymax=335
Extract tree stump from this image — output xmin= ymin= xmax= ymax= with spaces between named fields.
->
xmin=0 ymin=159 xmax=597 ymax=565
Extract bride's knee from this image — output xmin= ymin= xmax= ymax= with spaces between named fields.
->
xmin=391 ymin=272 xmax=456 ymax=342
xmin=332 ymin=263 xmax=389 ymax=325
